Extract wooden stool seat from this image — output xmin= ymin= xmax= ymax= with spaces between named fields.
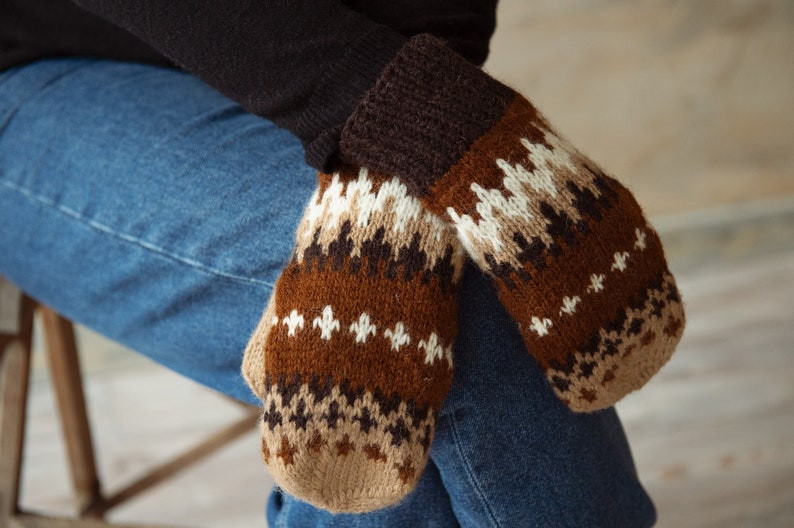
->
xmin=0 ymin=277 xmax=259 ymax=527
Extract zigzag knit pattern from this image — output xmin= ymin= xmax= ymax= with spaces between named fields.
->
xmin=242 ymin=165 xmax=464 ymax=513
xmin=341 ymin=34 xmax=685 ymax=412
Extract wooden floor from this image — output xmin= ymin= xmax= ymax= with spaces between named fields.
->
xmin=618 ymin=250 xmax=794 ymax=528
xmin=8 ymin=0 xmax=794 ymax=526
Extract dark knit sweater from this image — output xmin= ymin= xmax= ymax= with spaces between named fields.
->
xmin=0 ymin=0 xmax=497 ymax=170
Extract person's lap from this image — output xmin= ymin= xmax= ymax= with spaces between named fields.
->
xmin=0 ymin=58 xmax=655 ymax=527
xmin=0 ymin=57 xmax=312 ymax=404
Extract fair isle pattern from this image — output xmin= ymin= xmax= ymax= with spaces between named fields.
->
xmin=294 ymin=167 xmax=461 ymax=277
xmin=242 ymin=165 xmax=463 ymax=513
xmin=259 ymin=378 xmax=436 ymax=512
xmin=447 ymin=131 xmax=603 ymax=272
xmin=338 ymin=34 xmax=684 ymax=414
xmin=268 ymin=305 xmax=453 ymax=367
xmin=526 ymin=227 xmax=651 ymax=338
xmin=547 ymin=272 xmax=684 ymax=410
xmin=426 ymin=94 xmax=685 ymax=412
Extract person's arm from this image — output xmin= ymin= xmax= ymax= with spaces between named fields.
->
xmin=70 ymin=0 xmax=407 ymax=170
xmin=350 ymin=0 xmax=498 ymax=66
xmin=67 ymin=1 xmax=500 ymax=168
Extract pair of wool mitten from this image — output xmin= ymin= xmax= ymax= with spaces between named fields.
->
xmin=242 ymin=34 xmax=685 ymax=513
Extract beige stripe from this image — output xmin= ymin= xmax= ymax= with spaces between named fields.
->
xmin=293 ymin=168 xmax=464 ymax=277
xmin=427 ymin=96 xmax=605 ymax=271
xmin=545 ymin=272 xmax=685 ymax=411
xmin=260 ymin=382 xmax=435 ymax=512
xmin=498 ymin=183 xmax=671 ymax=369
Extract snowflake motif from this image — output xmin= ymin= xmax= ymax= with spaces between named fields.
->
xmin=634 ymin=228 xmax=647 ymax=251
xmin=281 ymin=310 xmax=304 ymax=337
xmin=312 ymin=305 xmax=340 ymax=340
xmin=587 ymin=274 xmax=605 ymax=293
xmin=611 ymin=251 xmax=630 ymax=272
xmin=559 ymin=296 xmax=581 ymax=316
xmin=419 ymin=333 xmax=446 ymax=365
xmin=384 ymin=322 xmax=411 ymax=351
xmin=529 ymin=316 xmax=553 ymax=337
xmin=349 ymin=313 xmax=377 ymax=344
xmin=443 ymin=345 xmax=453 ymax=367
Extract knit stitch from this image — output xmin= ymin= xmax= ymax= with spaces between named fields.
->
xmin=341 ymin=34 xmax=685 ymax=411
xmin=242 ymin=165 xmax=464 ymax=512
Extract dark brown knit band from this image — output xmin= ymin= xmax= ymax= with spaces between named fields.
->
xmin=340 ymin=34 xmax=515 ymax=196
xmin=265 ymin=261 xmax=458 ymax=411
xmin=298 ymin=29 xmax=408 ymax=172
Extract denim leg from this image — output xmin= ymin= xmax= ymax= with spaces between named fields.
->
xmin=0 ymin=57 xmax=459 ymax=525
xmin=431 ymin=264 xmax=657 ymax=528
xmin=0 ymin=58 xmax=316 ymax=404
xmin=0 ymin=58 xmax=655 ymax=527
xmin=267 ymin=459 xmax=459 ymax=528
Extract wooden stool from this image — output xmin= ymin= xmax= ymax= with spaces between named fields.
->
xmin=0 ymin=277 xmax=259 ymax=527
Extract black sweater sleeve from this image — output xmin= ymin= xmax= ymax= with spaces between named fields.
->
xmin=351 ymin=0 xmax=498 ymax=66
xmin=69 ymin=0 xmax=409 ymax=170
xmin=1 ymin=0 xmax=498 ymax=169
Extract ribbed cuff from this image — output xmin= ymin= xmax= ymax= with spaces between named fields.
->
xmin=339 ymin=34 xmax=516 ymax=195
xmin=296 ymin=28 xmax=407 ymax=172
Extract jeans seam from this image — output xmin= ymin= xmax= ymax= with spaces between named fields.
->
xmin=0 ymin=60 xmax=93 ymax=135
xmin=1 ymin=179 xmax=275 ymax=288
xmin=447 ymin=410 xmax=503 ymax=528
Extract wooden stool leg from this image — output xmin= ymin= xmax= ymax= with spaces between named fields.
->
xmin=1 ymin=277 xmax=260 ymax=527
xmin=0 ymin=283 xmax=34 ymax=522
xmin=39 ymin=307 xmax=103 ymax=516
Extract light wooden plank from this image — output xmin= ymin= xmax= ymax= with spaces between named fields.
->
xmin=619 ymin=251 xmax=794 ymax=528
xmin=10 ymin=512 xmax=174 ymax=528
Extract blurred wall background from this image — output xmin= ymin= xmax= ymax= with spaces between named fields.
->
xmin=487 ymin=0 xmax=794 ymax=216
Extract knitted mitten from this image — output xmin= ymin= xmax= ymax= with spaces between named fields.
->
xmin=242 ymin=165 xmax=464 ymax=513
xmin=340 ymin=34 xmax=685 ymax=412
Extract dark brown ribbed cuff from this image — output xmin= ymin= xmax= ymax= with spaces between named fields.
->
xmin=297 ymin=28 xmax=408 ymax=172
xmin=339 ymin=34 xmax=516 ymax=196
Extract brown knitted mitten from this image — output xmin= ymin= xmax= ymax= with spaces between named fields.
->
xmin=242 ymin=164 xmax=464 ymax=512
xmin=341 ymin=34 xmax=685 ymax=412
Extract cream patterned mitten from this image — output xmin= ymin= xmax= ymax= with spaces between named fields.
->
xmin=242 ymin=164 xmax=464 ymax=512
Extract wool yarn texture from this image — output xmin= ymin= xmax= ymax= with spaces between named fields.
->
xmin=340 ymin=34 xmax=686 ymax=412
xmin=242 ymin=165 xmax=464 ymax=513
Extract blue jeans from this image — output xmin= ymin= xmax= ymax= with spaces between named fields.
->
xmin=0 ymin=59 xmax=656 ymax=527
